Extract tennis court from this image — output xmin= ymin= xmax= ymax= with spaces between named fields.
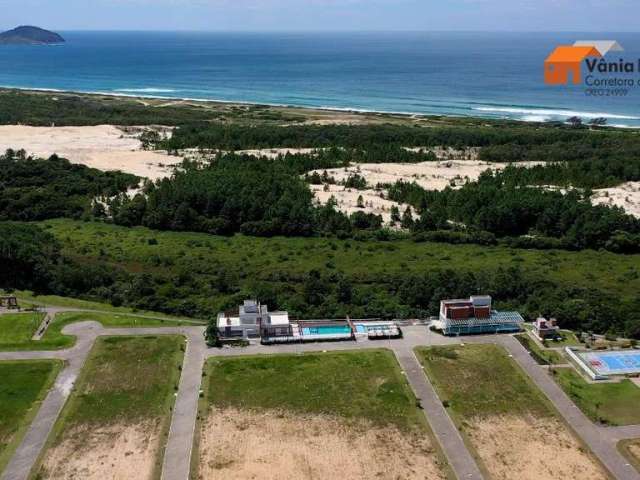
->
xmin=577 ymin=350 xmax=640 ymax=376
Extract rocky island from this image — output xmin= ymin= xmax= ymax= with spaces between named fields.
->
xmin=0 ymin=26 xmax=65 ymax=45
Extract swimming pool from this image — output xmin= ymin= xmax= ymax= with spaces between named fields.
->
xmin=302 ymin=325 xmax=351 ymax=336
xmin=578 ymin=350 xmax=640 ymax=376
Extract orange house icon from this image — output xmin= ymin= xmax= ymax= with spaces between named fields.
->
xmin=544 ymin=46 xmax=601 ymax=85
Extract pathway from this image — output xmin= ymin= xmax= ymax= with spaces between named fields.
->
xmin=1 ymin=314 xmax=640 ymax=480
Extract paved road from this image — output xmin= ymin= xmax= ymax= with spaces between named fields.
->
xmin=2 ymin=315 xmax=640 ymax=480
xmin=0 ymin=322 xmax=101 ymax=480
xmin=393 ymin=343 xmax=484 ymax=480
xmin=473 ymin=335 xmax=640 ymax=480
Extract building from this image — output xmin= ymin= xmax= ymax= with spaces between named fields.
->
xmin=0 ymin=295 xmax=18 ymax=309
xmin=216 ymin=300 xmax=290 ymax=340
xmin=533 ymin=317 xmax=560 ymax=340
xmin=435 ymin=295 xmax=524 ymax=336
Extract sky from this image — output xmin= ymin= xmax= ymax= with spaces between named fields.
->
xmin=1 ymin=0 xmax=639 ymax=32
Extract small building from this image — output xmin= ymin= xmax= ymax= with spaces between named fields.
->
xmin=216 ymin=300 xmax=289 ymax=340
xmin=0 ymin=295 xmax=18 ymax=309
xmin=533 ymin=317 xmax=560 ymax=340
xmin=434 ymin=295 xmax=524 ymax=336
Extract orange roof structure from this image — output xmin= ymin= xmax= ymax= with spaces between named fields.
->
xmin=545 ymin=45 xmax=601 ymax=63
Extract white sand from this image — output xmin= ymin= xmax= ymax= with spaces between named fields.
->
xmin=311 ymin=184 xmax=414 ymax=224
xmin=40 ymin=423 xmax=161 ymax=480
xmin=468 ymin=415 xmax=606 ymax=480
xmin=592 ymin=182 xmax=640 ymax=218
xmin=0 ymin=125 xmax=179 ymax=180
xmin=198 ymin=408 xmax=446 ymax=480
xmin=309 ymin=160 xmax=544 ymax=192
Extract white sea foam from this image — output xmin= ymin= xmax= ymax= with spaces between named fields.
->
xmin=474 ymin=106 xmax=640 ymax=121
xmin=115 ymin=88 xmax=177 ymax=93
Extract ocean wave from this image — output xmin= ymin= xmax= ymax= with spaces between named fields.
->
xmin=114 ymin=88 xmax=177 ymax=93
xmin=473 ymin=106 xmax=640 ymax=121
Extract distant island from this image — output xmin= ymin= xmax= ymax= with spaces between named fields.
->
xmin=0 ymin=26 xmax=64 ymax=45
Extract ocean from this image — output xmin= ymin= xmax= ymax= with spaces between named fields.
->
xmin=1 ymin=31 xmax=639 ymax=126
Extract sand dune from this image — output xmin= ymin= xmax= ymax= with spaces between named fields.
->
xmin=0 ymin=125 xmax=179 ymax=180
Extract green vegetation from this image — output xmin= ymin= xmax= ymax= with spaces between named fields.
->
xmin=0 ymin=311 xmax=197 ymax=351
xmin=206 ymin=350 xmax=424 ymax=430
xmin=29 ymin=219 xmax=639 ymax=337
xmin=38 ymin=336 xmax=183 ymax=479
xmin=514 ymin=334 xmax=563 ymax=365
xmin=58 ymin=335 xmax=183 ymax=424
xmin=554 ymin=368 xmax=640 ymax=426
xmin=0 ymin=313 xmax=44 ymax=349
xmin=0 ymin=360 xmax=61 ymax=472
xmin=388 ymin=169 xmax=640 ymax=252
xmin=0 ymin=151 xmax=138 ymax=222
xmin=416 ymin=344 xmax=553 ymax=418
xmin=543 ymin=330 xmax=580 ymax=348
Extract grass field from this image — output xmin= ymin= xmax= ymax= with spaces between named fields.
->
xmin=515 ymin=333 xmax=564 ymax=365
xmin=38 ymin=335 xmax=184 ymax=480
xmin=0 ymin=360 xmax=61 ymax=474
xmin=12 ymin=290 xmax=199 ymax=321
xmin=416 ymin=344 xmax=607 ymax=480
xmin=198 ymin=350 xmax=451 ymax=480
xmin=0 ymin=311 xmax=199 ymax=351
xmin=555 ymin=368 xmax=640 ymax=426
xmin=0 ymin=313 xmax=44 ymax=350
xmin=416 ymin=344 xmax=552 ymax=418
xmin=543 ymin=330 xmax=581 ymax=348
xmin=206 ymin=350 xmax=424 ymax=429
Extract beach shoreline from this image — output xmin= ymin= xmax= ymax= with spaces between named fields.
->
xmin=2 ymin=85 xmax=637 ymax=129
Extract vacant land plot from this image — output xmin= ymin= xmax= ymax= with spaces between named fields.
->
xmin=37 ymin=335 xmax=184 ymax=480
xmin=198 ymin=351 xmax=449 ymax=480
xmin=555 ymin=368 xmax=640 ymax=426
xmin=0 ymin=360 xmax=61 ymax=474
xmin=0 ymin=313 xmax=43 ymax=350
xmin=416 ymin=344 xmax=606 ymax=480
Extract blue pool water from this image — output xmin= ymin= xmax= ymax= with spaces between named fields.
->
xmin=302 ymin=325 xmax=351 ymax=336
xmin=1 ymin=32 xmax=639 ymax=126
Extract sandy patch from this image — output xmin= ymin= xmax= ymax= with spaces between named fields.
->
xmin=467 ymin=414 xmax=606 ymax=480
xmin=40 ymin=422 xmax=160 ymax=480
xmin=592 ymin=182 xmax=640 ymax=218
xmin=311 ymin=184 xmax=414 ymax=224
xmin=0 ymin=125 xmax=180 ymax=180
xmin=309 ymin=160 xmax=543 ymax=192
xmin=198 ymin=407 xmax=445 ymax=480
xmin=628 ymin=441 xmax=640 ymax=464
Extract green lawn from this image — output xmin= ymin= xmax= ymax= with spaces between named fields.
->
xmin=555 ymin=368 xmax=640 ymax=426
xmin=415 ymin=344 xmax=553 ymax=419
xmin=0 ymin=360 xmax=61 ymax=473
xmin=13 ymin=290 xmax=198 ymax=322
xmin=515 ymin=333 xmax=564 ymax=365
xmin=543 ymin=330 xmax=581 ymax=348
xmin=205 ymin=350 xmax=425 ymax=431
xmin=0 ymin=313 xmax=44 ymax=349
xmin=39 ymin=335 xmax=184 ymax=479
xmin=0 ymin=311 xmax=201 ymax=351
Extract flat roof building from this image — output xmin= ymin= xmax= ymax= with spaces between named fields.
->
xmin=436 ymin=295 xmax=523 ymax=336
